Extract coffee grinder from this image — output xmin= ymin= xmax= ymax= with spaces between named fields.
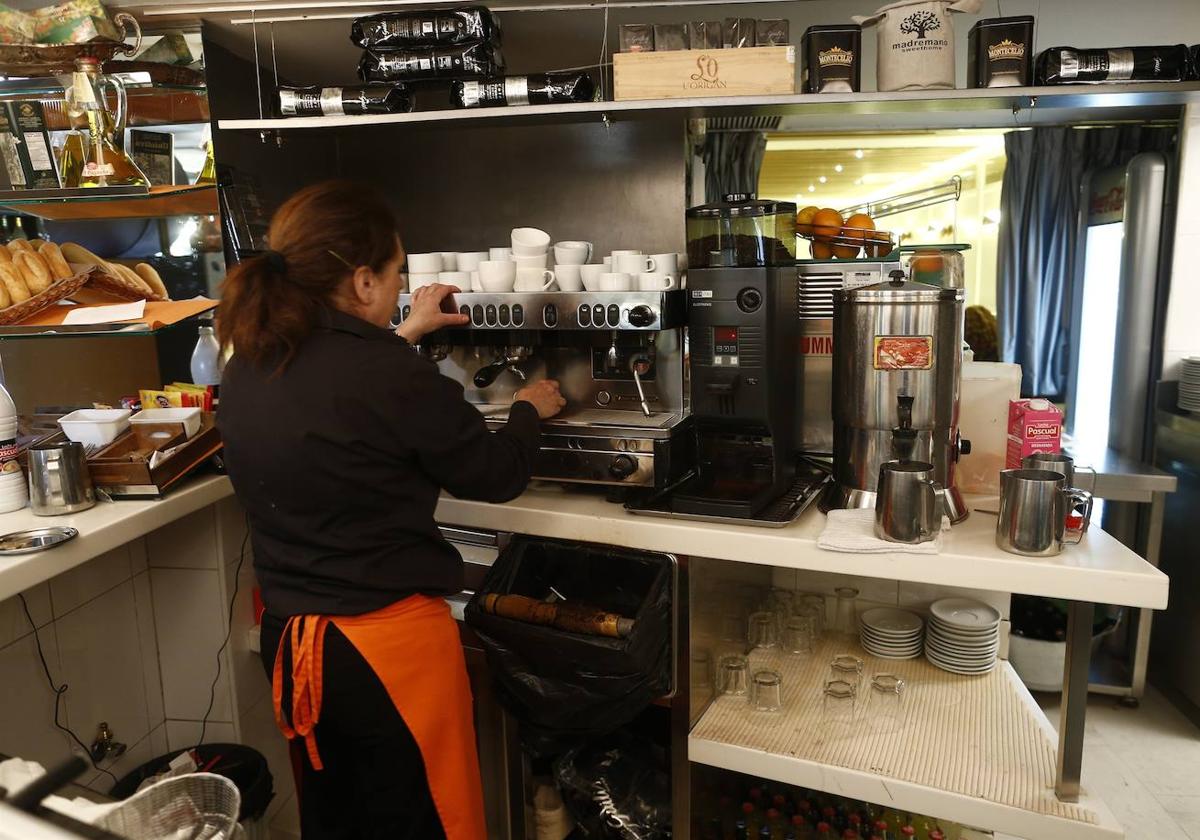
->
xmin=666 ymin=194 xmax=800 ymax=518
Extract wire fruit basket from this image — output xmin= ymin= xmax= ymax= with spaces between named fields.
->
xmin=797 ymin=225 xmax=897 ymax=260
xmin=95 ymin=772 xmax=244 ymax=840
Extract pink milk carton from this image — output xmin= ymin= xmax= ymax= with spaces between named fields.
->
xmin=1006 ymin=398 xmax=1063 ymax=469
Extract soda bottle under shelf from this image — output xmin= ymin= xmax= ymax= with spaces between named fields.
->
xmin=900 ymin=825 xmax=917 ymax=839
xmin=789 ymin=814 xmax=810 ymax=840
xmin=843 ymin=830 xmax=859 ymax=839
xmin=741 ymin=802 xmax=761 ymax=840
xmin=873 ymin=819 xmax=891 ymax=840
xmin=815 ymin=822 xmax=836 ymax=840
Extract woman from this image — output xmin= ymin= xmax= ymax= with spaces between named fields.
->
xmin=217 ymin=180 xmax=565 ymax=839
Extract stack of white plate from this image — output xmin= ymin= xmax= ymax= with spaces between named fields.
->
xmin=858 ymin=607 xmax=924 ymax=660
xmin=926 ymin=598 xmax=1001 ymax=675
xmin=1180 ymin=357 xmax=1200 ymax=413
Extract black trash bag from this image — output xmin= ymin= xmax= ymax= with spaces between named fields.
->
xmin=553 ymin=731 xmax=671 ymax=840
xmin=465 ymin=537 xmax=673 ymax=756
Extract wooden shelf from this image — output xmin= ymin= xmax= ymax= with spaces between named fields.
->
xmin=689 ymin=652 xmax=1124 ymax=840
xmin=0 ymin=184 xmax=217 ymax=221
xmin=216 ymin=83 xmax=1200 ymax=134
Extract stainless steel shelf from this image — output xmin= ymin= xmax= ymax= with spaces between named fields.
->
xmin=215 ymin=83 xmax=1200 ymax=134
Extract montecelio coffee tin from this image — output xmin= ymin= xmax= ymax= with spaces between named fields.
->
xmin=803 ymin=24 xmax=861 ymax=93
xmin=968 ymin=16 xmax=1034 ymax=88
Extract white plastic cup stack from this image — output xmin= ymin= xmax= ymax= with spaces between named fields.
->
xmin=0 ymin=382 xmax=27 ymax=513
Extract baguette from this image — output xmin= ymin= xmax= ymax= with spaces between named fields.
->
xmin=60 ymin=242 xmax=107 ymax=270
xmin=40 ymin=242 xmax=73 ymax=281
xmin=0 ymin=276 xmax=11 ymax=309
xmin=28 ymin=238 xmax=46 ymax=251
xmin=134 ymin=263 xmax=169 ymax=300
xmin=14 ymin=250 xmax=52 ymax=294
xmin=0 ymin=248 xmax=11 ymax=265
xmin=6 ymin=240 xmax=32 ymax=255
xmin=108 ymin=263 xmax=155 ymax=298
xmin=0 ymin=263 xmax=30 ymax=304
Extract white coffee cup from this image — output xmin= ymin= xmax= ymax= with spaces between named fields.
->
xmin=603 ymin=256 xmax=612 ymax=269
xmin=637 ymin=272 xmax=675 ymax=291
xmin=514 ymin=268 xmax=556 ymax=292
xmin=649 ymin=253 xmax=678 ymax=277
xmin=553 ymin=241 xmax=593 ymax=266
xmin=580 ymin=263 xmax=606 ymax=291
xmin=611 ymin=249 xmax=641 ymax=258
xmin=489 ymin=247 xmax=513 ymax=261
xmin=408 ymin=272 xmax=439 ymax=290
xmin=438 ymin=252 xmax=458 ymax=271
xmin=513 ymin=253 xmax=549 ymax=269
xmin=512 ymin=227 xmax=551 ymax=251
xmin=615 ymin=253 xmax=656 ymax=275
xmin=555 ymin=264 xmax=584 ymax=292
xmin=478 ymin=260 xmax=516 ymax=292
xmin=470 ymin=271 xmax=482 ymax=292
xmin=458 ymin=251 xmax=488 ymax=272
xmin=408 ymin=253 xmax=443 ymax=274
xmin=438 ymin=271 xmax=470 ymax=287
xmin=597 ymin=272 xmax=632 ymax=292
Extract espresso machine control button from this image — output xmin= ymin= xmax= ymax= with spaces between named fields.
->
xmin=606 ymin=304 xmax=621 ymax=327
xmin=401 ymin=305 xmax=411 ymax=321
xmin=596 ymin=390 xmax=612 ymax=406
xmin=608 ymin=454 xmax=637 ymax=480
xmin=591 ymin=304 xmax=606 ymax=326
xmin=512 ymin=304 xmax=524 ymax=326
xmin=471 ymin=305 xmax=485 ymax=327
xmin=498 ymin=304 xmax=511 ymax=327
xmin=484 ymin=304 xmax=498 ymax=327
xmin=542 ymin=304 xmax=558 ymax=328
xmin=627 ymin=305 xmax=656 ymax=327
xmin=458 ymin=305 xmax=470 ymax=318
xmin=578 ymin=304 xmax=591 ymax=327
xmin=736 ymin=288 xmax=763 ymax=313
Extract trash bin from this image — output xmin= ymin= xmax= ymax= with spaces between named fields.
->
xmin=466 ymin=536 xmax=675 ymax=756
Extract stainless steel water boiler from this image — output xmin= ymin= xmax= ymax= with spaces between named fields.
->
xmin=820 ymin=272 xmax=970 ymax=522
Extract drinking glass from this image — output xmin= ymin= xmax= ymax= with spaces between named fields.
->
xmin=829 ymin=654 xmax=863 ymax=693
xmin=691 ymin=650 xmax=714 ymax=693
xmin=751 ymin=669 xmax=784 ymax=713
xmin=821 ymin=679 xmax=856 ymax=729
xmin=833 ymin=586 xmax=860 ymax=639
xmin=783 ymin=615 xmax=816 ymax=656
xmin=748 ymin=610 xmax=780 ymax=651
xmin=717 ymin=655 xmax=750 ymax=697
xmin=799 ymin=593 xmax=827 ymax=637
xmin=866 ymin=673 xmax=906 ymax=734
xmin=718 ymin=612 xmax=746 ymax=655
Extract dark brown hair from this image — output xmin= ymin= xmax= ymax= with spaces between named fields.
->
xmin=218 ymin=179 xmax=400 ymax=370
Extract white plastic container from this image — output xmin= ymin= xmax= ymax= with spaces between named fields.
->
xmin=58 ymin=409 xmax=132 ymax=446
xmin=958 ymin=361 xmax=1022 ymax=494
xmin=130 ymin=407 xmax=202 ymax=439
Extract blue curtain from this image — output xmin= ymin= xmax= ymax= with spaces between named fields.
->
xmin=997 ymin=126 xmax=1175 ymax=398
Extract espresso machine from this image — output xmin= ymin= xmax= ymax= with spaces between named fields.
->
xmin=393 ymin=289 xmax=692 ymax=491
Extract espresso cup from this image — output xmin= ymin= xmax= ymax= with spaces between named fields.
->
xmin=438 ymin=271 xmax=470 ymax=288
xmin=438 ymin=252 xmax=458 ymax=271
xmin=650 ymin=253 xmax=679 ymax=276
xmin=458 ymin=251 xmax=488 ymax=272
xmin=408 ymin=272 xmax=439 ymax=290
xmin=514 ymin=268 xmax=556 ymax=292
xmin=470 ymin=271 xmax=482 ymax=292
xmin=478 ymin=260 xmax=516 ymax=292
xmin=489 ymin=247 xmax=512 ymax=261
xmin=597 ymin=272 xmax=632 ymax=292
xmin=511 ymin=227 xmax=550 ymax=251
xmin=996 ymin=469 xmax=1094 ymax=557
xmin=603 ymin=256 xmax=612 ymax=269
xmin=553 ymin=240 xmax=593 ymax=266
xmin=407 ymin=253 xmax=443 ymax=274
xmin=513 ymin=253 xmax=549 ymax=269
xmin=615 ymin=253 xmax=656 ymax=275
xmin=637 ymin=272 xmax=675 ymax=291
xmin=874 ymin=460 xmax=942 ymax=544
xmin=555 ymin=264 xmax=584 ymax=292
xmin=580 ymin=263 xmax=606 ymax=291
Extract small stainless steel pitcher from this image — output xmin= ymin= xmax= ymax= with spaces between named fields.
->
xmin=1021 ymin=452 xmax=1096 ymax=495
xmin=996 ymin=469 xmax=1093 ymax=557
xmin=28 ymin=441 xmax=96 ymax=516
xmin=874 ymin=460 xmax=942 ymax=544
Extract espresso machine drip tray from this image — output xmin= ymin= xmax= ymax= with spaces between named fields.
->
xmin=625 ymin=458 xmax=832 ymax=528
xmin=478 ymin=404 xmax=679 ymax=431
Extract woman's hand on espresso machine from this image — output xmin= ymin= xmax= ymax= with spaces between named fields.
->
xmin=396 ymin=283 xmax=470 ymax=344
xmin=514 ymin=380 xmax=567 ymax=420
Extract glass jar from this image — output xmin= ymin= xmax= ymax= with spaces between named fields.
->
xmin=685 ymin=193 xmax=798 ymax=269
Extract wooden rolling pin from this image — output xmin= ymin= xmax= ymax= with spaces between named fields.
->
xmin=480 ymin=593 xmax=635 ymax=638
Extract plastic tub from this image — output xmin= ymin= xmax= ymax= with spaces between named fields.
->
xmin=130 ymin=407 xmax=201 ymax=439
xmin=58 ymin=409 xmax=132 ymax=446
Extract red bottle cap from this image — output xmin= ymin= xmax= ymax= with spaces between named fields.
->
xmin=743 ymin=803 xmax=755 ymax=815
xmin=823 ymin=807 xmax=836 ymax=818
xmin=774 ymin=794 xmax=788 ymax=808
xmin=902 ymin=828 xmax=917 ymax=837
xmin=844 ymin=831 xmax=859 ymax=839
xmin=749 ymin=787 xmax=763 ymax=800
xmin=875 ymin=821 xmax=889 ymax=831
xmin=818 ymin=822 xmax=832 ymax=831
xmin=930 ymin=832 xmax=946 ymax=840
xmin=850 ymin=814 xmax=862 ymax=826
xmin=768 ymin=809 xmax=781 ymax=819
xmin=792 ymin=815 xmax=807 ymax=826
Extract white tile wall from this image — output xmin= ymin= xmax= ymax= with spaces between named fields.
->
xmin=165 ymin=719 xmax=237 ymax=752
xmin=240 ymin=691 xmax=296 ymax=821
xmin=151 ymin=566 xmax=234 ymax=722
xmin=0 ymin=583 xmax=51 ymax=649
xmin=147 ymin=508 xmax=219 ymax=569
xmin=132 ymin=572 xmax=165 ymax=725
xmin=0 ymin=630 xmax=74 ymax=766
xmin=228 ymin=554 xmax=269 ymax=716
xmin=48 ymin=546 xmax=131 ymax=616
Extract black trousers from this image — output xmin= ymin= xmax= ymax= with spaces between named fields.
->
xmin=260 ymin=613 xmax=448 ymax=840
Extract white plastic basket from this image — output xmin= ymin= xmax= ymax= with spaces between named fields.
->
xmin=95 ymin=772 xmax=242 ymax=840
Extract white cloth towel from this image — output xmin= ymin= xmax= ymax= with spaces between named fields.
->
xmin=817 ymin=507 xmax=947 ymax=554
xmin=0 ymin=757 xmax=118 ymax=823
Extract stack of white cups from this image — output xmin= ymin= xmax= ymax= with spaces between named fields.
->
xmin=0 ymin=381 xmax=27 ymax=513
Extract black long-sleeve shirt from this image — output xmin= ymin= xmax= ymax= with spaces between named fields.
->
xmin=217 ymin=308 xmax=540 ymax=616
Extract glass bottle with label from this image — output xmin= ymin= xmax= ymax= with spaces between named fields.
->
xmin=58 ymin=130 xmax=88 ymax=188
xmin=67 ymin=58 xmax=148 ymax=188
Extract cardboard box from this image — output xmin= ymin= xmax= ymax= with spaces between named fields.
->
xmin=1005 ymin=398 xmax=1062 ymax=469
xmin=613 ymin=45 xmax=796 ymax=101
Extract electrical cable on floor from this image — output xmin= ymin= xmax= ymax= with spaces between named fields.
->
xmin=17 ymin=593 xmax=118 ymax=786
xmin=194 ymin=517 xmax=251 ymax=752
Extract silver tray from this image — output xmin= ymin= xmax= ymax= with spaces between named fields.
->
xmin=0 ymin=526 xmax=79 ymax=555
xmin=0 ymin=13 xmax=140 ymax=76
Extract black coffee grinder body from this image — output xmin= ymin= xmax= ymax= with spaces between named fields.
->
xmin=671 ymin=265 xmax=799 ymax=518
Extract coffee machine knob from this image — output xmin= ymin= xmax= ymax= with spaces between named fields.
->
xmin=608 ymin=454 xmax=637 ymax=479
xmin=627 ymin=305 xmax=656 ymax=328
xmin=736 ymin=287 xmax=763 ymax=313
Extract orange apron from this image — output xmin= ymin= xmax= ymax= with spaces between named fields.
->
xmin=272 ymin=595 xmax=487 ymax=840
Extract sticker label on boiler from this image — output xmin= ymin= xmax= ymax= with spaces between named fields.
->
xmin=873 ymin=335 xmax=933 ymax=370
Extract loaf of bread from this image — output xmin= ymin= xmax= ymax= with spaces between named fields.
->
xmin=14 ymin=250 xmax=52 ymax=295
xmin=39 ymin=242 xmax=73 ymax=281
xmin=134 ymin=263 xmax=169 ymax=300
xmin=0 ymin=263 xmax=31 ymax=304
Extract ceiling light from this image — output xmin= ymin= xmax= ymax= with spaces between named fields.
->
xmin=808 ymin=184 xmax=816 ymax=192
xmin=854 ymin=149 xmax=864 ymax=159
xmin=834 ymin=164 xmax=844 ymax=173
xmin=855 ymin=177 xmax=864 ymax=185
xmin=819 ymin=176 xmax=827 ymax=184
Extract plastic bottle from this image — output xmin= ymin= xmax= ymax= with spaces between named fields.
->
xmin=0 ymin=379 xmax=26 ymax=513
xmin=190 ymin=324 xmax=222 ymax=386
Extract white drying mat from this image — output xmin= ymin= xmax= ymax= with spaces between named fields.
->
xmin=691 ymin=637 xmax=1098 ymax=825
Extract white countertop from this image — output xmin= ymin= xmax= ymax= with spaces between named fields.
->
xmin=0 ymin=475 xmax=234 ymax=602
xmin=435 ymin=484 xmax=1169 ymax=610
